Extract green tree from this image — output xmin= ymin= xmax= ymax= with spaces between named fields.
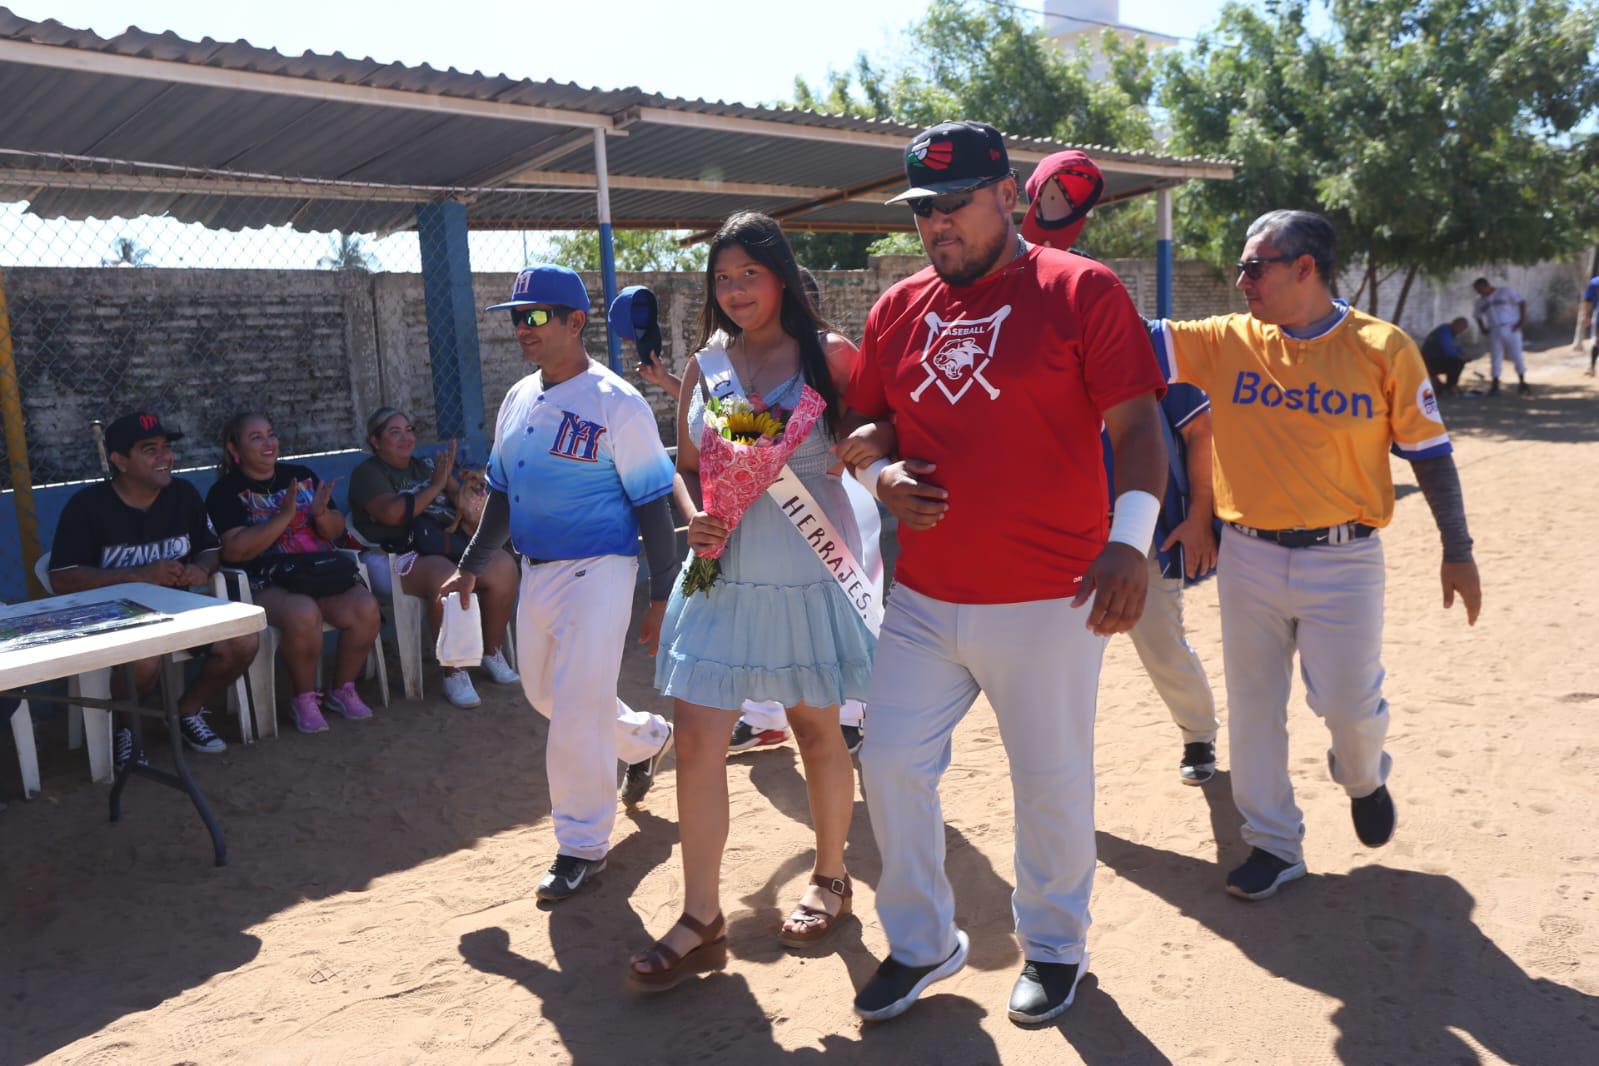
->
xmin=794 ymin=1 xmax=1157 ymax=149
xmin=539 ymin=229 xmax=707 ymax=273
xmin=318 ymin=232 xmax=377 ymax=272
xmin=1159 ymin=0 xmax=1599 ymax=320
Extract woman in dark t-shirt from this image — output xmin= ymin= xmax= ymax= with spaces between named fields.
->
xmin=206 ymin=411 xmax=381 ymax=735
xmin=347 ymin=408 xmax=521 ymax=709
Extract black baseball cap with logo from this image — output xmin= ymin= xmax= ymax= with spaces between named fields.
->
xmin=886 ymin=120 xmax=1013 ymax=205
xmin=104 ymin=412 xmax=184 ymax=455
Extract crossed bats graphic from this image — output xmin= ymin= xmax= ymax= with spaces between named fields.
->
xmin=910 ymin=306 xmax=1010 ymax=402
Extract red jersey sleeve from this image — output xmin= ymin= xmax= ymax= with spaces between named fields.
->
xmin=845 ymin=300 xmax=893 ymax=419
xmin=1076 ymin=265 xmax=1166 ymax=413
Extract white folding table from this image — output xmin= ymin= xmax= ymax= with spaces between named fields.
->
xmin=0 ymin=584 xmax=265 ymax=866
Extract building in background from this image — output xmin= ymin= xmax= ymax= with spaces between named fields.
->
xmin=1044 ymin=0 xmax=1180 ymax=80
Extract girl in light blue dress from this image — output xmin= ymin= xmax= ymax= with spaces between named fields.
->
xmin=629 ymin=212 xmax=878 ymax=991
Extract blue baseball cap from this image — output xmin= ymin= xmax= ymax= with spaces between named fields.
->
xmin=607 ymin=286 xmax=663 ymax=363
xmin=484 ymin=264 xmax=590 ymax=312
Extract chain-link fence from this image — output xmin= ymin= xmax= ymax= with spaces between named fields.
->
xmin=0 ymin=150 xmax=603 ymax=593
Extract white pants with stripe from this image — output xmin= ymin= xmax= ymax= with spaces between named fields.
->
xmin=516 ymin=554 xmax=671 ymax=861
xmin=859 ymin=585 xmax=1107 ymax=968
xmin=1487 ymin=326 xmax=1526 ymax=379
xmin=1127 ymin=553 xmax=1220 ymax=745
xmin=1218 ymin=530 xmax=1392 ymax=865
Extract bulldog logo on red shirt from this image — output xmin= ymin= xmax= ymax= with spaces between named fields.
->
xmin=911 ymin=306 xmax=1011 ymax=403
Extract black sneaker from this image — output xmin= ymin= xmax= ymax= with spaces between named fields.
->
xmin=1226 ymin=847 xmax=1307 ymax=901
xmin=113 ymin=728 xmax=149 ymax=772
xmin=1179 ymin=741 xmax=1216 ymax=785
xmin=1351 ymin=785 xmax=1397 ymax=847
xmin=853 ymin=929 xmax=969 ymax=1022
xmin=179 ymin=712 xmax=227 ymax=754
xmin=1007 ymin=957 xmax=1089 ymax=1027
xmin=728 ymin=719 xmax=788 ymax=753
xmin=1518 ymin=381 xmax=1532 ymax=396
xmin=535 ymin=854 xmax=607 ymax=901
xmin=1488 ymin=378 xmax=1501 ymax=396
xmin=841 ymin=724 xmax=864 ymax=756
xmin=621 ymin=723 xmax=674 ymax=808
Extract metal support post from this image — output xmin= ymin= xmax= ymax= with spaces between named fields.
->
xmin=594 ymin=129 xmax=621 ymax=372
xmin=1156 ymin=187 xmax=1174 ymax=320
xmin=0 ymin=267 xmax=43 ymax=597
xmin=416 ymin=201 xmax=489 ymax=458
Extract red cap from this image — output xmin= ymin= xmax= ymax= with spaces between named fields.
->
xmin=1021 ymin=150 xmax=1104 ymax=251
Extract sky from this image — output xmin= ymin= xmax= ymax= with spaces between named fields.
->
xmin=4 ymin=0 xmax=1243 ymax=270
xmin=15 ymin=0 xmax=1238 ymax=106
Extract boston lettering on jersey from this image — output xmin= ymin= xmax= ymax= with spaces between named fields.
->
xmin=1231 ymin=371 xmax=1375 ymax=419
xmin=100 ymin=535 xmax=192 ymax=568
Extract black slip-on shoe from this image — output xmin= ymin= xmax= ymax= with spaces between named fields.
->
xmin=852 ymin=929 xmax=969 ymax=1022
xmin=1351 ymin=784 xmax=1397 ymax=847
xmin=1179 ymin=741 xmax=1216 ymax=785
xmin=621 ymin=723 xmax=674 ymax=808
xmin=535 ymin=854 xmax=607 ymax=902
xmin=1226 ymin=847 xmax=1307 ymax=901
xmin=1007 ymin=956 xmax=1090 ymax=1026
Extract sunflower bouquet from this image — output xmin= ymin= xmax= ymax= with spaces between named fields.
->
xmin=681 ymin=386 xmax=828 ymax=596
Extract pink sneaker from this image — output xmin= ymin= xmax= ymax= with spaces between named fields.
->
xmin=324 ymin=682 xmax=374 ymax=721
xmin=291 ymin=692 xmax=329 ymax=734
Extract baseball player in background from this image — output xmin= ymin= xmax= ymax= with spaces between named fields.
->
xmin=1020 ymin=148 xmax=1223 ymax=787
xmin=443 ymin=265 xmax=679 ymax=903
xmin=1149 ymin=210 xmax=1483 ymax=901
xmin=1472 ymin=276 xmax=1530 ymax=396
xmin=1580 ymin=272 xmax=1597 ymax=377
xmin=846 ymin=121 xmax=1168 ymax=1026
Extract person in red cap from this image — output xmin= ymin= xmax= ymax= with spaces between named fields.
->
xmin=1025 ymin=151 xmax=1227 ymax=790
xmin=1020 ymin=149 xmax=1104 ymax=252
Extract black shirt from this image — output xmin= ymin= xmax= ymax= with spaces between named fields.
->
xmin=205 ymin=463 xmax=337 ymax=574
xmin=50 ymin=478 xmax=219 ymax=573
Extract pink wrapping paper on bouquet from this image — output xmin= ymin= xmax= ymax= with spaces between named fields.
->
xmin=681 ymin=383 xmax=826 ymax=596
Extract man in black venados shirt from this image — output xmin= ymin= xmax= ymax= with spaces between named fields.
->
xmin=50 ymin=413 xmax=259 ymax=763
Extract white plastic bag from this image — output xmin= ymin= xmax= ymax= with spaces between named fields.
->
xmin=436 ymin=592 xmax=483 ymax=668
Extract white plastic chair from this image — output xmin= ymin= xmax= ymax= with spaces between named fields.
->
xmin=217 ymin=549 xmax=390 ymax=739
xmin=35 ymin=553 xmax=254 ymax=783
xmin=346 ymin=531 xmax=515 ymax=702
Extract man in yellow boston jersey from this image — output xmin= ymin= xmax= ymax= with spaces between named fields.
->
xmin=1149 ymin=210 xmax=1483 ymax=901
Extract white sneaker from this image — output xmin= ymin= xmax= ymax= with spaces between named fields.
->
xmin=441 ymin=669 xmax=482 ymax=708
xmin=481 ymin=647 xmax=520 ymax=685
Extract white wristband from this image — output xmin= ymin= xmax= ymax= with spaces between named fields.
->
xmin=853 ymin=458 xmax=891 ymax=501
xmin=1108 ymin=489 xmax=1160 ymax=552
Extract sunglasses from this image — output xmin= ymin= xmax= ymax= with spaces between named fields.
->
xmin=1235 ymin=254 xmax=1300 ymax=280
xmin=905 ymin=173 xmax=1012 ymax=219
xmin=508 ymin=307 xmax=562 ymax=328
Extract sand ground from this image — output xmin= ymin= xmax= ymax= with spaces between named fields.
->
xmin=4 ymin=342 xmax=1598 ymax=1065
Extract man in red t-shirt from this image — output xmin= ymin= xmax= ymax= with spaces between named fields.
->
xmin=846 ymin=121 xmax=1167 ymax=1027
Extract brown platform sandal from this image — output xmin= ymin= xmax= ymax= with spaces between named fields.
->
xmin=778 ymin=873 xmax=853 ymax=948
xmin=626 ymin=912 xmax=728 ymax=992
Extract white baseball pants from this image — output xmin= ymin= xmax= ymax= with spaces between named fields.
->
xmin=1487 ymin=326 xmax=1526 ymax=379
xmin=1218 ymin=530 xmax=1391 ymax=865
xmin=1127 ymin=553 xmax=1220 ymax=745
xmin=860 ymin=585 xmax=1107 ymax=968
xmin=737 ymin=698 xmax=865 ymax=731
xmin=516 ymin=554 xmax=671 ymax=861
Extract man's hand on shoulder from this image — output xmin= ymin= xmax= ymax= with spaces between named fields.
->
xmin=1072 ymin=541 xmax=1148 ymax=636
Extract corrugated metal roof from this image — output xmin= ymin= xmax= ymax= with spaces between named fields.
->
xmin=0 ymin=7 xmax=1234 ymax=235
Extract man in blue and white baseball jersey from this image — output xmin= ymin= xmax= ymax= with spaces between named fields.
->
xmin=1472 ymin=277 xmax=1529 ymax=396
xmin=444 ymin=265 xmax=681 ymax=902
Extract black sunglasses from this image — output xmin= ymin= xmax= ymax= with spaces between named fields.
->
xmin=1235 ymin=254 xmax=1300 ymax=280
xmin=508 ymin=307 xmax=562 ymax=328
xmin=905 ymin=173 xmax=1013 ymax=219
